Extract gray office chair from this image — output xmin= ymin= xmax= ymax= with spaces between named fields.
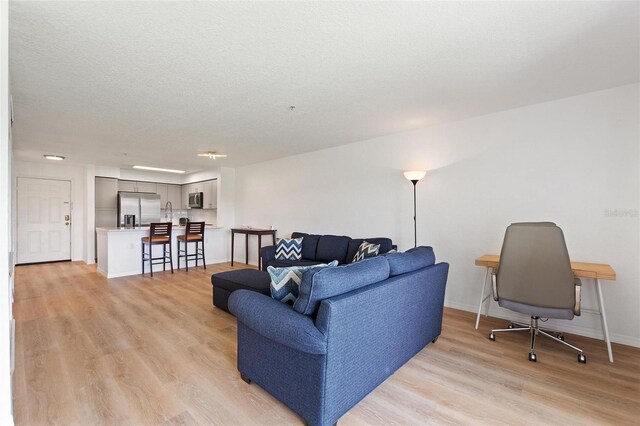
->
xmin=488 ymin=222 xmax=585 ymax=363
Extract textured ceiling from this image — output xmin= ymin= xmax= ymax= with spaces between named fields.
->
xmin=9 ymin=1 xmax=639 ymax=170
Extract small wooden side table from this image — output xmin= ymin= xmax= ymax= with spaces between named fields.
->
xmin=231 ymin=228 xmax=277 ymax=269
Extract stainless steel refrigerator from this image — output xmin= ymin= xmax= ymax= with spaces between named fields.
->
xmin=117 ymin=192 xmax=161 ymax=226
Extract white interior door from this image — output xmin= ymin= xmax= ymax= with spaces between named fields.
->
xmin=17 ymin=178 xmax=71 ymax=264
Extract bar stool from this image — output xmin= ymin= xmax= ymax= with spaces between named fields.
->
xmin=177 ymin=221 xmax=206 ymax=271
xmin=141 ymin=222 xmax=173 ymax=277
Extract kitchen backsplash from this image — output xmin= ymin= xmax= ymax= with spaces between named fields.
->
xmin=162 ymin=208 xmax=217 ymax=226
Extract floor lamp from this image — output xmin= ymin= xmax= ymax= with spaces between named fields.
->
xmin=404 ymin=171 xmax=426 ymax=248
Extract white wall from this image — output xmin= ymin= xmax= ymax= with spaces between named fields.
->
xmin=0 ymin=0 xmax=15 ymax=422
xmin=235 ymin=84 xmax=640 ymax=347
xmin=14 ymin=161 xmax=86 ymax=262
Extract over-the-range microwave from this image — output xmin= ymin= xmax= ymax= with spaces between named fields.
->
xmin=188 ymin=192 xmax=203 ymax=209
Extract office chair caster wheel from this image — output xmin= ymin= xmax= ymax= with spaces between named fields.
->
xmin=528 ymin=353 xmax=537 ymax=362
xmin=489 ymin=333 xmax=496 ymax=341
xmin=578 ymin=353 xmax=586 ymax=364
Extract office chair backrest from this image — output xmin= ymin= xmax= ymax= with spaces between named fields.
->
xmin=496 ymin=222 xmax=575 ymax=309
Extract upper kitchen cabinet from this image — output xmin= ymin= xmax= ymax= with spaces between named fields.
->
xmin=117 ymin=180 xmax=136 ymax=192
xmin=167 ymin=184 xmax=182 ymax=209
xmin=182 ymin=184 xmax=191 ymax=209
xmin=156 ymin=184 xmax=168 ymax=207
xmin=135 ymin=181 xmax=157 ymax=193
xmin=117 ymin=180 xmax=157 ymax=193
xmin=95 ymin=177 xmax=118 ymax=209
xmin=203 ymin=180 xmax=217 ymax=209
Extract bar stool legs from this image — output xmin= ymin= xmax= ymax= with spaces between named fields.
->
xmin=142 ymin=241 xmax=173 ymax=277
xmin=177 ymin=239 xmax=206 ymax=271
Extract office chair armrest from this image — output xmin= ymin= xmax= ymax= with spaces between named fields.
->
xmin=491 ymin=270 xmax=499 ymax=301
xmin=574 ymin=277 xmax=582 ymax=316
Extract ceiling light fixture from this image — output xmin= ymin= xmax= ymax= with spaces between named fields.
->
xmin=132 ymin=165 xmax=186 ymax=174
xmin=197 ymin=151 xmax=228 ymax=159
xmin=44 ymin=155 xmax=65 ymax=161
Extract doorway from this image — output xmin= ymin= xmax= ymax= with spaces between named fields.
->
xmin=16 ymin=177 xmax=72 ymax=264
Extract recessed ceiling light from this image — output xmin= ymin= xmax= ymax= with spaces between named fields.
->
xmin=133 ymin=165 xmax=185 ymax=174
xmin=197 ymin=152 xmax=227 ymax=159
xmin=44 ymin=155 xmax=65 ymax=161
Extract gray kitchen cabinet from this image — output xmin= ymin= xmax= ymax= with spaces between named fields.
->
xmin=117 ymin=180 xmax=136 ymax=192
xmin=167 ymin=184 xmax=182 ymax=209
xmin=95 ymin=177 xmax=118 ymax=209
xmin=117 ymin=180 xmax=157 ymax=193
xmin=156 ymin=184 xmax=168 ymax=207
xmin=135 ymin=181 xmax=157 ymax=193
xmin=203 ymin=180 xmax=217 ymax=209
xmin=182 ymin=184 xmax=191 ymax=209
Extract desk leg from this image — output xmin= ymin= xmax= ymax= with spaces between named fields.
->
xmin=245 ymin=234 xmax=249 ymax=265
xmin=231 ymin=231 xmax=235 ymax=267
xmin=475 ymin=267 xmax=492 ymax=329
xmin=595 ymin=278 xmax=614 ymax=363
xmin=258 ymin=234 xmax=262 ymax=270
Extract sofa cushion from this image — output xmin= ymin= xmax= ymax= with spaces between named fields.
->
xmin=346 ymin=237 xmax=393 ymax=262
xmin=267 ymin=261 xmax=338 ymax=304
xmin=315 ymin=235 xmax=351 ymax=264
xmin=352 ymin=241 xmax=380 ymax=262
xmin=292 ymin=232 xmax=320 ymax=261
xmin=275 ymin=237 xmax=303 ymax=260
xmin=384 ymin=246 xmax=436 ymax=277
xmin=267 ymin=259 xmax=324 ymax=269
xmin=293 ymin=256 xmax=391 ymax=316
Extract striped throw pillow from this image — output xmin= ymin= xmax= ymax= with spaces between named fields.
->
xmin=275 ymin=237 xmax=303 ymax=260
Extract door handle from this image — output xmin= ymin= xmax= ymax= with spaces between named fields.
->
xmin=64 ymin=215 xmax=70 ymax=221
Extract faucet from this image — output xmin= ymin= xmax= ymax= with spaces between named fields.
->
xmin=165 ymin=201 xmax=173 ymax=223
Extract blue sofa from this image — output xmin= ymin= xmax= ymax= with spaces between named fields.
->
xmin=259 ymin=231 xmax=395 ymax=270
xmin=229 ymin=247 xmax=449 ymax=426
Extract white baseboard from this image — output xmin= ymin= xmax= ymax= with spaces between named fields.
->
xmin=99 ymin=257 xmax=230 ymax=279
xmin=445 ymin=300 xmax=640 ymax=348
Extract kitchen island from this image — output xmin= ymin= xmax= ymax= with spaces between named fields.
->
xmin=96 ymin=225 xmax=227 ymax=278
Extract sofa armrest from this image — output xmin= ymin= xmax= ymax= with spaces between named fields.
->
xmin=260 ymin=245 xmax=276 ymax=271
xmin=229 ymin=290 xmax=327 ymax=355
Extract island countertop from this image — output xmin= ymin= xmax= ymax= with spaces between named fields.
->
xmin=96 ymin=224 xmax=223 ymax=232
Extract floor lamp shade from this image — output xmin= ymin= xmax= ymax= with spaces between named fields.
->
xmin=403 ymin=171 xmax=426 ymax=182
xmin=404 ymin=170 xmax=426 ymax=247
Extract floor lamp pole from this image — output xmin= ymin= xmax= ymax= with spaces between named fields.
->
xmin=412 ymin=179 xmax=418 ymax=248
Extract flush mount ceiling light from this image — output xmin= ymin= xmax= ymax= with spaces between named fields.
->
xmin=132 ymin=165 xmax=185 ymax=174
xmin=44 ymin=155 xmax=65 ymax=161
xmin=197 ymin=151 xmax=228 ymax=159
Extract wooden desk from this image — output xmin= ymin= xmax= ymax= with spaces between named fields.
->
xmin=475 ymin=254 xmax=616 ymax=362
xmin=231 ymin=228 xmax=276 ymax=270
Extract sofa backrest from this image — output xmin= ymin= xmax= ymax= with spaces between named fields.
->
xmin=291 ymin=232 xmax=320 ymax=260
xmin=346 ymin=237 xmax=394 ymax=263
xmin=315 ymin=235 xmax=351 ymax=264
xmin=293 ymin=256 xmax=390 ymax=316
xmin=383 ymin=246 xmax=436 ymax=276
xmin=292 ymin=232 xmax=396 ymax=265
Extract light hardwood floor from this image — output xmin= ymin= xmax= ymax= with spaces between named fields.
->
xmin=12 ymin=261 xmax=640 ymax=425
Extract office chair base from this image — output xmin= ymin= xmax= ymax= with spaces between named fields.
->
xmin=489 ymin=317 xmax=586 ymax=363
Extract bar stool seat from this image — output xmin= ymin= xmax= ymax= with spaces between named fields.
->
xmin=177 ymin=234 xmax=203 ymax=242
xmin=177 ymin=221 xmax=206 ymax=271
xmin=142 ymin=222 xmax=173 ymax=277
xmin=142 ymin=236 xmax=171 ymax=243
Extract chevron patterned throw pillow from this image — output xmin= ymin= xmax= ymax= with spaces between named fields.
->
xmin=268 ymin=261 xmax=338 ymax=304
xmin=352 ymin=241 xmax=381 ymax=262
xmin=275 ymin=237 xmax=303 ymax=260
